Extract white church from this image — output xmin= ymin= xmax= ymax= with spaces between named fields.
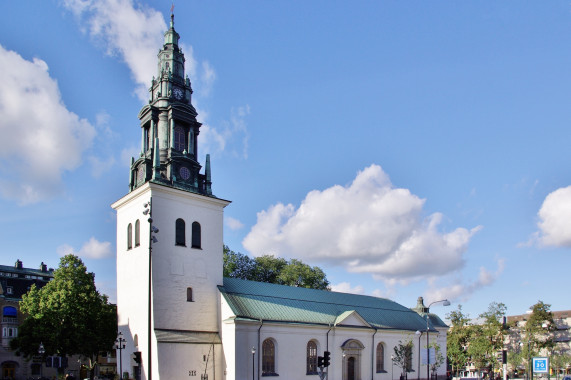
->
xmin=112 ymin=13 xmax=449 ymax=380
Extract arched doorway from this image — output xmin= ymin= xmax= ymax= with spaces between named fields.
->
xmin=348 ymin=357 xmax=356 ymax=380
xmin=1 ymin=361 xmax=17 ymax=379
xmin=341 ymin=339 xmax=364 ymax=380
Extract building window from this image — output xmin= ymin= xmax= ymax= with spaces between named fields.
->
xmin=376 ymin=342 xmax=385 ymax=372
xmin=306 ymin=340 xmax=318 ymax=374
xmin=135 ymin=219 xmax=140 ymax=247
xmin=191 ymin=221 xmax=201 ymax=248
xmin=6 ymin=287 xmax=13 ymax=295
xmin=3 ymin=327 xmax=17 ymax=338
xmin=176 ymin=218 xmax=186 ymax=246
xmin=262 ymin=339 xmax=276 ymax=376
xmin=187 ymin=287 xmax=193 ymax=302
xmin=174 ymin=126 xmax=185 ymax=151
xmin=127 ymin=223 xmax=133 ymax=250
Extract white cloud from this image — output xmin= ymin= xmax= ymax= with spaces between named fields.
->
xmin=330 ymin=282 xmax=365 ymax=295
xmin=225 ymin=216 xmax=245 ymax=230
xmin=533 ymin=186 xmax=571 ymax=247
xmin=243 ymin=165 xmax=481 ymax=282
xmin=0 ymin=45 xmax=96 ymax=204
xmin=198 ymin=105 xmax=251 ymax=159
xmin=62 ymin=0 xmax=166 ymax=102
xmin=60 ymin=1 xmax=248 ymax=159
xmin=425 ymin=259 xmax=505 ymax=304
xmin=57 ymin=237 xmax=113 ymax=259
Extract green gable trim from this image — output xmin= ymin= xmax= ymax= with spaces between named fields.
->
xmin=219 ymin=277 xmax=430 ymax=331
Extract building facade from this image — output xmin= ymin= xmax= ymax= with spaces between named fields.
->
xmin=0 ymin=260 xmax=54 ymax=379
xmin=113 ymin=12 xmax=449 ymax=380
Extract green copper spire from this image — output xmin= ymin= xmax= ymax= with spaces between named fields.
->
xmin=129 ymin=11 xmax=216 ymax=198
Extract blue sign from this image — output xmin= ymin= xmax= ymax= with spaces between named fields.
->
xmin=533 ymin=357 xmax=549 ymax=373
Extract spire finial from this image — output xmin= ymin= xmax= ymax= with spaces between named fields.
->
xmin=170 ymin=3 xmax=175 ymax=27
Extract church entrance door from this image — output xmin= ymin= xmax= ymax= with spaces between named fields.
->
xmin=348 ymin=357 xmax=356 ymax=380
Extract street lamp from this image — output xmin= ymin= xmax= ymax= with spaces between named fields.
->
xmin=116 ymin=332 xmax=126 ymax=379
xmin=416 ymin=331 xmax=423 ymax=380
xmin=38 ymin=342 xmax=45 ymax=378
xmin=144 ymin=199 xmax=159 ymax=380
xmin=392 ymin=354 xmax=395 ymax=380
xmin=426 ymin=300 xmax=450 ymax=380
xmin=251 ymin=347 xmax=256 ymax=380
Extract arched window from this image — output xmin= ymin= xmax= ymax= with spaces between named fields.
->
xmin=187 ymin=287 xmax=193 ymax=302
xmin=262 ymin=339 xmax=276 ymax=375
xmin=306 ymin=340 xmax=318 ymax=374
xmin=376 ymin=342 xmax=385 ymax=372
xmin=174 ymin=126 xmax=185 ymax=151
xmin=191 ymin=221 xmax=201 ymax=248
xmin=127 ymin=223 xmax=133 ymax=250
xmin=135 ymin=220 xmax=140 ymax=247
xmin=176 ymin=218 xmax=186 ymax=246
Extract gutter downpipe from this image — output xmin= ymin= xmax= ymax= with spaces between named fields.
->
xmin=371 ymin=328 xmax=378 ymax=380
xmin=326 ymin=323 xmax=333 ymax=380
xmin=257 ymin=319 xmax=263 ymax=380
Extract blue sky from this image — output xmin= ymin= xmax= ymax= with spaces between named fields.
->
xmin=1 ymin=0 xmax=570 ymax=321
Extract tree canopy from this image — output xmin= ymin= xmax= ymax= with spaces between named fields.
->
xmin=223 ymin=246 xmax=330 ymax=290
xmin=10 ymin=255 xmax=116 ymax=378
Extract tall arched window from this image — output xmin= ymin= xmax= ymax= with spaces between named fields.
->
xmin=176 ymin=218 xmax=186 ymax=246
xmin=174 ymin=126 xmax=185 ymax=151
xmin=135 ymin=220 xmax=140 ymax=247
xmin=262 ymin=339 xmax=276 ymax=376
xmin=127 ymin=223 xmax=133 ymax=250
xmin=376 ymin=342 xmax=385 ymax=372
xmin=306 ymin=340 xmax=318 ymax=375
xmin=191 ymin=221 xmax=201 ymax=248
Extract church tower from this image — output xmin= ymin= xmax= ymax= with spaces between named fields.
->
xmin=112 ymin=13 xmax=230 ymax=380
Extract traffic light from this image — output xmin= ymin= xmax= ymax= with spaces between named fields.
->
xmin=323 ymin=351 xmax=330 ymax=367
xmin=133 ymin=351 xmax=142 ymax=364
xmin=317 ymin=356 xmax=324 ymax=367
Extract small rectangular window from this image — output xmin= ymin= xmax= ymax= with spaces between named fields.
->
xmin=6 ymin=287 xmax=13 ymax=295
xmin=187 ymin=287 xmax=193 ymax=302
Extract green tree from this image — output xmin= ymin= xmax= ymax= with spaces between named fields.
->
xmin=223 ymin=246 xmax=330 ymax=290
xmin=524 ymin=301 xmax=556 ymax=354
xmin=11 ymin=255 xmax=117 ymax=379
xmin=429 ymin=341 xmax=446 ymax=377
xmin=223 ymin=245 xmax=256 ymax=279
xmin=467 ymin=302 xmax=507 ymax=377
xmin=446 ymin=305 xmax=472 ymax=377
xmin=393 ymin=339 xmax=414 ymax=378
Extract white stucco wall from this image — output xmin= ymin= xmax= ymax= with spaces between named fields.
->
xmin=113 ymin=182 xmax=229 ymax=380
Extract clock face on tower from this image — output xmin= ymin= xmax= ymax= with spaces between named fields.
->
xmin=173 ymin=87 xmax=184 ymax=100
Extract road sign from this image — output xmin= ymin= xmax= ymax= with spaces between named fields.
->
xmin=532 ymin=357 xmax=549 ymax=373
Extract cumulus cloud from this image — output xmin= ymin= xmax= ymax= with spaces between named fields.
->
xmin=61 ymin=0 xmax=249 ymax=158
xmin=0 ymin=45 xmax=96 ymax=204
xmin=425 ymin=258 xmax=505 ymax=304
xmin=330 ymin=282 xmax=365 ymax=295
xmin=57 ymin=237 xmax=113 ymax=259
xmin=199 ymin=105 xmax=251 ymax=159
xmin=225 ymin=216 xmax=245 ymax=230
xmin=243 ymin=165 xmax=481 ymax=282
xmin=533 ymin=186 xmax=571 ymax=247
xmin=62 ymin=0 xmax=166 ymax=102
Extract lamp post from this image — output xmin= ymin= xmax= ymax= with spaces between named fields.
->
xmin=144 ymin=199 xmax=159 ymax=380
xmin=416 ymin=331 xmax=422 ymax=380
xmin=251 ymin=347 xmax=256 ymax=380
xmin=38 ymin=342 xmax=45 ymax=378
xmin=391 ymin=354 xmax=395 ymax=380
xmin=426 ymin=300 xmax=450 ymax=380
xmin=116 ymin=332 xmax=126 ymax=379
